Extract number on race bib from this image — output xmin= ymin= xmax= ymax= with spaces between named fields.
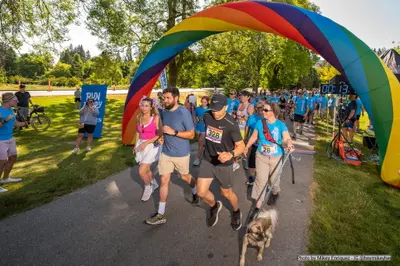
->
xmin=206 ymin=126 xmax=223 ymax=144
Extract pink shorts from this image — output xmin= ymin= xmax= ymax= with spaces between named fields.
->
xmin=0 ymin=138 xmax=17 ymax=160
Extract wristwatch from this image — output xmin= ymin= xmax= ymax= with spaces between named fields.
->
xmin=230 ymin=150 xmax=235 ymax=157
xmin=174 ymin=130 xmax=178 ymax=136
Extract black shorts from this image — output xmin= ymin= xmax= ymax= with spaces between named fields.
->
xmin=75 ymin=98 xmax=81 ymax=103
xmin=78 ymin=124 xmax=96 ymax=134
xmin=198 ymin=159 xmax=233 ymax=189
xmin=294 ymin=114 xmax=305 ymax=123
xmin=307 ymin=110 xmax=314 ymax=117
xmin=315 ymin=104 xmax=320 ymax=110
xmin=356 ymin=115 xmax=360 ymax=121
xmin=248 ymin=145 xmax=258 ymax=169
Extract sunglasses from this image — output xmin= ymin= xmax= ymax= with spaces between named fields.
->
xmin=256 ymin=106 xmax=264 ymax=109
xmin=263 ymin=108 xmax=273 ymax=112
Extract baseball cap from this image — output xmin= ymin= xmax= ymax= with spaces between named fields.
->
xmin=210 ymin=94 xmax=227 ymax=111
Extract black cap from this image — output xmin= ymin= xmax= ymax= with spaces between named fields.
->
xmin=210 ymin=94 xmax=227 ymax=111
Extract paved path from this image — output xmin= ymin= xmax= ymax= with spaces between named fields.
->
xmin=0 ymin=121 xmax=315 ymax=266
xmin=0 ymin=88 xmax=215 ymax=97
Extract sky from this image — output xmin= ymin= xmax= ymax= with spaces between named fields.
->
xmin=21 ymin=0 xmax=400 ymax=57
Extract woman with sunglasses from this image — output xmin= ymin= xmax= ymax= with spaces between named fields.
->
xmin=244 ymin=102 xmax=265 ymax=186
xmin=134 ymin=97 xmax=162 ymax=201
xmin=244 ymin=103 xmax=294 ymax=211
xmin=192 ymin=96 xmax=209 ymax=166
xmin=72 ymin=98 xmax=99 ymax=153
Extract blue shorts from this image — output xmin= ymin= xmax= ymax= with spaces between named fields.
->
xmin=195 ymin=121 xmax=205 ymax=133
xmin=344 ymin=120 xmax=354 ymax=129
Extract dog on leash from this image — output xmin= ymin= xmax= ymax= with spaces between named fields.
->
xmin=239 ymin=209 xmax=278 ymax=266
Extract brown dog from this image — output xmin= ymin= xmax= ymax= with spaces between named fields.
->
xmin=239 ymin=209 xmax=278 ymax=266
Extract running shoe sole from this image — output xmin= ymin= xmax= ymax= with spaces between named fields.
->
xmin=232 ymin=212 xmax=243 ymax=231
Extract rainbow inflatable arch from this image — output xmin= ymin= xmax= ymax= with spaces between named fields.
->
xmin=122 ymin=1 xmax=400 ymax=188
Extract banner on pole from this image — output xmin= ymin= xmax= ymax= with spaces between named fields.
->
xmin=159 ymin=69 xmax=168 ymax=89
xmin=81 ymin=84 xmax=108 ymax=138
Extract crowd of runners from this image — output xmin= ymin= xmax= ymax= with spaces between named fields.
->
xmin=133 ymin=86 xmax=366 ymax=229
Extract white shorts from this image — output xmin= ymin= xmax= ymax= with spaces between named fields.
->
xmin=0 ymin=138 xmax=17 ymax=160
xmin=135 ymin=139 xmax=161 ymax=164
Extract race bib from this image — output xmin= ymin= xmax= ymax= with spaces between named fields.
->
xmin=261 ymin=144 xmax=278 ymax=156
xmin=206 ymin=125 xmax=223 ymax=144
xmin=237 ymin=118 xmax=246 ymax=130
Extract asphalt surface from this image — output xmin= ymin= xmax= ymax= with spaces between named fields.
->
xmin=0 ymin=120 xmax=315 ymax=266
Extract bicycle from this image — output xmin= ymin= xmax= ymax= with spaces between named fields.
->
xmin=15 ymin=104 xmax=51 ymax=131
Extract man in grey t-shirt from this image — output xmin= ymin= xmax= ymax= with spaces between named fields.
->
xmin=146 ymin=87 xmax=198 ymax=226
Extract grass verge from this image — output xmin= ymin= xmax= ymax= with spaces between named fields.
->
xmin=307 ymin=116 xmax=400 ymax=265
xmin=0 ymin=95 xmax=134 ymax=219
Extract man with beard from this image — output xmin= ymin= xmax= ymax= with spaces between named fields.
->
xmin=196 ymin=94 xmax=245 ymax=230
xmin=146 ymin=87 xmax=198 ymax=225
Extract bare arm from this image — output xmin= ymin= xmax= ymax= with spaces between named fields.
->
xmin=282 ymin=131 xmax=294 ymax=148
xmin=245 ymin=129 xmax=258 ymax=148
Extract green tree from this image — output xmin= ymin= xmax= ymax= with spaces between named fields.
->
xmin=0 ymin=42 xmax=17 ymax=76
xmin=85 ymin=0 xmax=201 ymax=87
xmin=315 ymin=61 xmax=340 ymax=83
xmin=70 ymin=54 xmax=84 ymax=78
xmin=88 ymin=52 xmax=123 ymax=85
xmin=47 ymin=62 xmax=72 ymax=78
xmin=16 ymin=52 xmax=53 ymax=78
xmin=0 ymin=1 xmax=79 ymax=49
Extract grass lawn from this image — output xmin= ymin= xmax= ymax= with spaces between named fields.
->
xmin=307 ymin=115 xmax=400 ymax=265
xmin=0 ymin=84 xmax=129 ymax=91
xmin=0 ymin=95 xmax=134 ymax=219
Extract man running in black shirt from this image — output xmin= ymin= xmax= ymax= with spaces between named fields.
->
xmin=197 ymin=94 xmax=245 ymax=230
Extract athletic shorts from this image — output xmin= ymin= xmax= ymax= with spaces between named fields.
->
xmin=248 ymin=145 xmax=258 ymax=169
xmin=78 ymin=124 xmax=96 ymax=134
xmin=315 ymin=104 xmax=320 ymax=111
xmin=356 ymin=115 xmax=360 ymax=121
xmin=343 ymin=120 xmax=355 ymax=129
xmin=158 ymin=153 xmax=190 ymax=176
xmin=307 ymin=110 xmax=314 ymax=118
xmin=294 ymin=114 xmax=305 ymax=123
xmin=75 ymin=98 xmax=81 ymax=103
xmin=198 ymin=159 xmax=233 ymax=189
xmin=0 ymin=138 xmax=17 ymax=160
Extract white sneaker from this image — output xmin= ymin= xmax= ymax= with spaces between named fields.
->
xmin=0 ymin=186 xmax=8 ymax=193
xmin=151 ymin=179 xmax=159 ymax=191
xmin=233 ymin=162 xmax=240 ymax=172
xmin=86 ymin=146 xmax=92 ymax=152
xmin=0 ymin=178 xmax=22 ymax=184
xmin=193 ymin=158 xmax=200 ymax=166
xmin=72 ymin=148 xmax=80 ymax=154
xmin=141 ymin=185 xmax=153 ymax=202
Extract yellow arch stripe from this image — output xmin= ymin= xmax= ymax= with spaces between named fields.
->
xmin=380 ymin=61 xmax=400 ymax=186
xmin=164 ymin=17 xmax=251 ymax=36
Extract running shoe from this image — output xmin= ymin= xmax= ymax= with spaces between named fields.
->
xmin=0 ymin=186 xmax=8 ymax=193
xmin=0 ymin=178 xmax=22 ymax=184
xmin=231 ymin=209 xmax=242 ymax=231
xmin=207 ymin=201 xmax=222 ymax=227
xmin=72 ymin=148 xmax=80 ymax=154
xmin=141 ymin=185 xmax=153 ymax=202
xmin=146 ymin=213 xmax=167 ymax=225
xmin=267 ymin=193 xmax=280 ymax=206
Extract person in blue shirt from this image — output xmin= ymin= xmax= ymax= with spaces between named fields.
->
xmin=245 ymin=102 xmax=294 ymax=212
xmin=0 ymin=93 xmax=29 ymax=193
xmin=146 ymin=87 xmax=198 ymax=226
xmin=244 ymin=102 xmax=264 ymax=186
xmin=292 ymin=89 xmax=308 ymax=139
xmin=192 ymin=96 xmax=209 ymax=166
xmin=328 ymin=94 xmax=336 ymax=120
xmin=226 ymin=89 xmax=240 ymax=117
xmin=318 ymin=93 xmax=328 ymax=121
xmin=354 ymin=95 xmax=364 ymax=132
xmin=306 ymin=92 xmax=316 ymax=125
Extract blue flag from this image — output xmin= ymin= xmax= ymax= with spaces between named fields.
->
xmin=81 ymin=84 xmax=108 ymax=138
xmin=159 ymin=69 xmax=168 ymax=89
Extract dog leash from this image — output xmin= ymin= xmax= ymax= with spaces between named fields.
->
xmin=245 ymin=150 xmax=294 ymax=225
